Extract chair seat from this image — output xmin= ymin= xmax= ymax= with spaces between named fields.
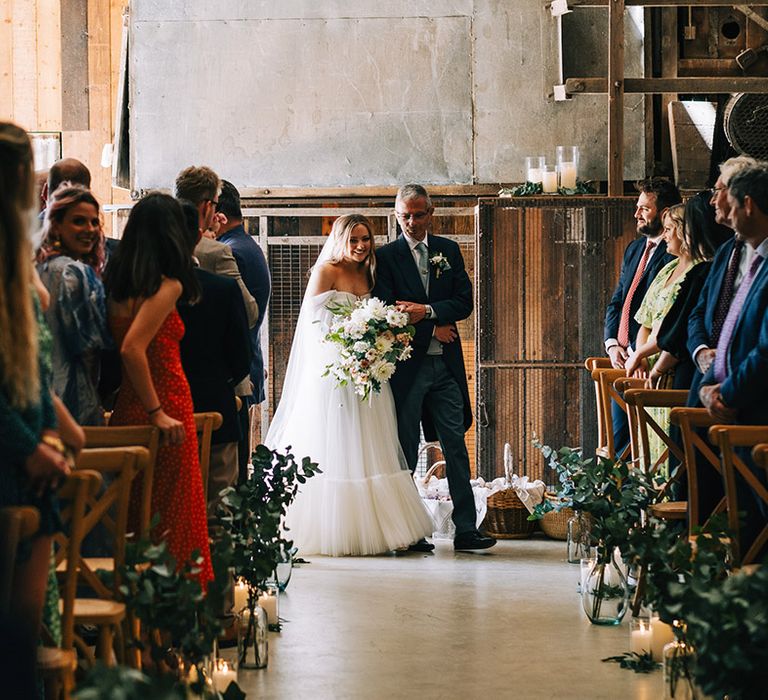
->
xmin=56 ymin=556 xmax=115 ymax=574
xmin=37 ymin=646 xmax=77 ymax=673
xmin=650 ymin=500 xmax=687 ymax=520
xmin=65 ymin=597 xmax=126 ymax=625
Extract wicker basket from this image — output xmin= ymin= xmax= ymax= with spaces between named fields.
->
xmin=540 ymin=501 xmax=574 ymax=541
xmin=481 ymin=489 xmax=536 ymax=539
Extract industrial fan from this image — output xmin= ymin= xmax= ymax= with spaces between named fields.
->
xmin=723 ymin=93 xmax=768 ymax=161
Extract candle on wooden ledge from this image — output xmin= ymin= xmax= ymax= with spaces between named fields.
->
xmin=542 ymin=166 xmax=558 ymax=193
xmin=629 ymin=618 xmax=652 ymax=656
xmin=212 ymin=659 xmax=237 ymax=693
xmin=559 ymin=162 xmax=577 ymax=189
xmin=650 ymin=616 xmax=676 ymax=661
xmin=234 ymin=578 xmax=248 ymax=612
xmin=258 ymin=588 xmax=279 ymax=627
xmin=525 ymin=155 xmax=545 ymax=184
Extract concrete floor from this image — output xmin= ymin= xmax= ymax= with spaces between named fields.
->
xmin=224 ymin=537 xmax=665 ymax=699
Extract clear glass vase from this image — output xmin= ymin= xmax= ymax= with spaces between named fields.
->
xmin=236 ymin=604 xmax=268 ymax=669
xmin=566 ymin=511 xmax=591 ymax=564
xmin=663 ymin=639 xmax=696 ymax=700
xmin=581 ymin=551 xmax=629 ymax=625
xmin=273 ymin=546 xmax=294 ymax=592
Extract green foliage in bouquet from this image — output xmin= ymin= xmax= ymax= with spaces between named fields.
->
xmin=684 ymin=562 xmax=768 ymax=700
xmin=115 ymin=533 xmax=228 ymax=680
xmin=527 ymin=439 xmax=581 ymax=521
xmin=216 ymin=444 xmax=321 ymax=606
xmin=498 ymin=180 xmax=597 ymax=197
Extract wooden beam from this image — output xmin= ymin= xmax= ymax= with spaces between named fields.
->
xmin=566 ymin=77 xmax=768 ymax=94
xmin=607 ymin=0 xmax=625 ymax=195
xmin=235 ymin=184 xmax=504 ymax=199
xmin=554 ymin=1 xmax=768 ymax=6
xmin=60 ymin=0 xmax=89 ymax=130
xmin=659 ymin=7 xmax=677 ymax=178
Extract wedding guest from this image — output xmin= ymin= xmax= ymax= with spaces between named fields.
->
xmin=604 ymin=177 xmax=681 ymax=452
xmin=177 ymin=199 xmax=252 ymax=515
xmin=174 ymin=166 xmax=259 ymax=327
xmin=36 ymin=184 xmax=112 ymax=425
xmin=105 ymin=192 xmax=212 ymax=584
xmin=215 ymin=180 xmax=272 ymax=480
xmin=628 ymin=192 xmax=731 ymax=389
xmin=698 ymin=164 xmax=768 ymax=556
xmin=687 ymin=155 xmax=759 ymax=400
xmin=0 ymin=121 xmax=70 ymax=649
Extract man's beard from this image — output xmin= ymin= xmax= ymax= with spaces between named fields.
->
xmin=638 ymin=218 xmax=662 ymax=238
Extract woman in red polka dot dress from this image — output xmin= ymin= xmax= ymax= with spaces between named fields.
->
xmin=105 ymin=192 xmax=212 ymax=585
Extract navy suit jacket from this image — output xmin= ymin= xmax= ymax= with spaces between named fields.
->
xmin=699 ymin=258 xmax=768 ymax=423
xmin=604 ymin=237 xmax=673 ymax=346
xmin=178 ymin=269 xmax=252 ymax=444
xmin=686 ymin=237 xmax=738 ymax=400
xmin=219 ymin=225 xmax=271 ymax=404
xmin=687 ymin=237 xmax=738 ymax=358
xmin=373 ymin=234 xmax=473 ymax=436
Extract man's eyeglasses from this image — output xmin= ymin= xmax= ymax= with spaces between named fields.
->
xmin=395 ymin=211 xmax=430 ymax=222
xmin=710 ymin=186 xmax=725 ymax=196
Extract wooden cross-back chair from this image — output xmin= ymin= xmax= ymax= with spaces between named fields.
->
xmin=621 ymin=385 xmax=689 ymax=522
xmin=0 ymin=506 xmax=40 ymax=616
xmin=83 ymin=426 xmax=160 ymax=538
xmin=754 ymin=444 xmax=768 ymax=473
xmin=669 ymin=407 xmax=723 ymax=535
xmin=40 ymin=470 xmax=102 ymax=699
xmin=195 ymin=411 xmax=223 ymax=498
xmin=585 ymin=359 xmax=631 ymax=462
xmin=55 ymin=447 xmax=149 ymax=667
xmin=708 ymin=425 xmax=768 ymax=567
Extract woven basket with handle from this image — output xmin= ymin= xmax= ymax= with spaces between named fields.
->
xmin=480 ymin=443 xmax=535 ymax=539
xmin=540 ymin=494 xmax=573 ymax=540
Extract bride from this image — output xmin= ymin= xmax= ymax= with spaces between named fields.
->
xmin=265 ymin=214 xmax=434 ymax=556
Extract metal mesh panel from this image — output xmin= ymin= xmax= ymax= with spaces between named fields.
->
xmin=724 ymin=94 xmax=768 ymax=160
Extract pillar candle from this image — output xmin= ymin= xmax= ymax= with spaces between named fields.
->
xmin=559 ymin=162 xmax=577 ymax=189
xmin=542 ymin=170 xmax=558 ymax=193
xmin=212 ymin=660 xmax=237 ymax=692
xmin=629 ymin=620 xmax=653 ymax=656
xmin=527 ymin=167 xmax=543 ymax=184
xmin=233 ymin=579 xmax=248 ymax=612
xmin=651 ymin=617 xmax=676 ymax=661
xmin=258 ymin=589 xmax=279 ymax=626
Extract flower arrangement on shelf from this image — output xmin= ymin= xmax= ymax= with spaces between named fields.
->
xmin=498 ymin=180 xmax=597 ymax=197
xmin=323 ymin=296 xmax=415 ymax=400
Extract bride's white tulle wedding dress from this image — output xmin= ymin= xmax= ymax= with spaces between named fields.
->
xmin=265 ymin=289 xmax=433 ymax=556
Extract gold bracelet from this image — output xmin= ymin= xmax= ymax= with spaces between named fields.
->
xmin=41 ymin=434 xmax=66 ymax=454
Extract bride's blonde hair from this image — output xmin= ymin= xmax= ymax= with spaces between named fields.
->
xmin=316 ymin=214 xmax=377 ymax=288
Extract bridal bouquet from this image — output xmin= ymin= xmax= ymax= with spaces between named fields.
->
xmin=323 ymin=297 xmax=415 ymax=400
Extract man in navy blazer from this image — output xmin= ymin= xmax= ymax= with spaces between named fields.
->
xmin=375 ymin=184 xmax=494 ymax=552
xmin=177 ymin=201 xmax=252 ymax=515
xmin=698 ymin=164 xmax=768 ymax=552
xmin=699 ymin=164 xmax=768 ymax=425
xmin=216 ymin=181 xmax=272 ymax=482
xmin=686 ymin=156 xmax=758 ymax=401
xmin=604 ymin=177 xmax=680 ymax=450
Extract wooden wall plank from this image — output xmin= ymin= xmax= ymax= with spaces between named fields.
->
xmin=60 ymin=0 xmax=88 ymax=130
xmin=0 ymin=0 xmax=13 ymax=121
xmin=12 ymin=0 xmax=37 ymax=129
xmin=607 ymin=0 xmax=625 ymax=194
xmin=36 ymin=0 xmax=62 ymax=130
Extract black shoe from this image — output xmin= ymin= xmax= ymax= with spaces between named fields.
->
xmin=454 ymin=532 xmax=497 ymax=551
xmin=408 ymin=538 xmax=436 ymax=552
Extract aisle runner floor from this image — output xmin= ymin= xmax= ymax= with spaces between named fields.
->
xmin=224 ymin=538 xmax=663 ymax=699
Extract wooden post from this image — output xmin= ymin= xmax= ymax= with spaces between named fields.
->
xmin=608 ymin=0 xmax=625 ymax=195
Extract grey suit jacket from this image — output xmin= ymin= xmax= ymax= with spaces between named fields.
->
xmin=194 ymin=236 xmax=259 ymax=328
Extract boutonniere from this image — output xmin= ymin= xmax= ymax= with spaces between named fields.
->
xmin=430 ymin=253 xmax=451 ymax=278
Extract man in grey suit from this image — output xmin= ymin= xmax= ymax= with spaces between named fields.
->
xmin=174 ymin=165 xmax=259 ymax=328
xmin=374 ymin=184 xmax=495 ymax=552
